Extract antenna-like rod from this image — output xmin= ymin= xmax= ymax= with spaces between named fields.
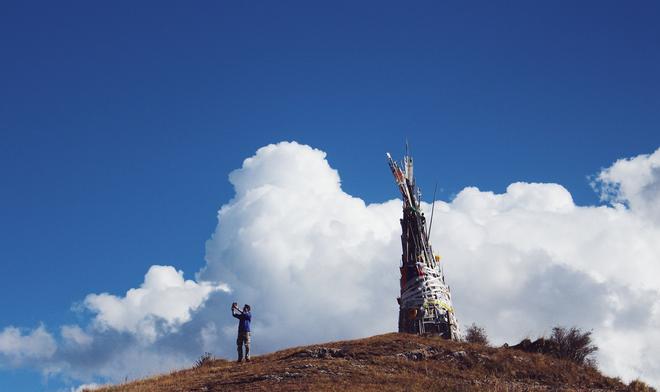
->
xmin=428 ymin=182 xmax=438 ymax=238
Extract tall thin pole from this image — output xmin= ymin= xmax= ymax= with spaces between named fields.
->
xmin=428 ymin=182 xmax=437 ymax=239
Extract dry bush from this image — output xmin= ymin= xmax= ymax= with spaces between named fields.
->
xmin=464 ymin=323 xmax=489 ymax=345
xmin=194 ymin=352 xmax=214 ymax=368
xmin=627 ymin=379 xmax=657 ymax=392
xmin=549 ymin=326 xmax=597 ymax=366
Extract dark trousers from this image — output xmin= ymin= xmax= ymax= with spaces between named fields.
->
xmin=237 ymin=331 xmax=250 ymax=361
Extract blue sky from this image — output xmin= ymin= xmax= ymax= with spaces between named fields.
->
xmin=1 ymin=1 xmax=660 ymax=390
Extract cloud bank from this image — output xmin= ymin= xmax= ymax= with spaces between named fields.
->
xmin=2 ymin=142 xmax=659 ymax=389
xmin=596 ymin=147 xmax=660 ymax=223
xmin=85 ymin=265 xmax=229 ymax=342
xmin=201 ymin=142 xmax=402 ymax=347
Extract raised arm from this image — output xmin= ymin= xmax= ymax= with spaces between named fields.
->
xmin=231 ymin=303 xmax=243 ymax=318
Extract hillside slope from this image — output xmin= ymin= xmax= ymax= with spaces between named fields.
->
xmin=94 ymin=333 xmax=647 ymax=391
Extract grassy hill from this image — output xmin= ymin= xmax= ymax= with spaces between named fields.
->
xmin=92 ymin=333 xmax=653 ymax=391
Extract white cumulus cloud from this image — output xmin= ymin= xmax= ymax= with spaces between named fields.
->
xmin=595 ymin=147 xmax=660 ymax=222
xmin=84 ymin=265 xmax=229 ymax=341
xmin=428 ymin=181 xmax=660 ymax=384
xmin=201 ymin=142 xmax=401 ymax=347
xmin=0 ymin=325 xmax=56 ymax=365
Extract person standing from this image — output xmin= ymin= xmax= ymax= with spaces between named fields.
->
xmin=231 ymin=302 xmax=251 ymax=362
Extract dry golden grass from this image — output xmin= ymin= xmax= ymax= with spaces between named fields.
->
xmin=91 ymin=333 xmax=652 ymax=392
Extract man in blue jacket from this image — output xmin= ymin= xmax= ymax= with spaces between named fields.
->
xmin=231 ymin=302 xmax=251 ymax=362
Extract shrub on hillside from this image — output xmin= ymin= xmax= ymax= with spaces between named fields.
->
xmin=464 ymin=323 xmax=489 ymax=345
xmin=194 ymin=352 xmax=214 ymax=368
xmin=549 ymin=326 xmax=598 ymax=366
xmin=627 ymin=379 xmax=657 ymax=392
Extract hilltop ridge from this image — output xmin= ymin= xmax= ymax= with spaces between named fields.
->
xmin=93 ymin=333 xmax=651 ymax=391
